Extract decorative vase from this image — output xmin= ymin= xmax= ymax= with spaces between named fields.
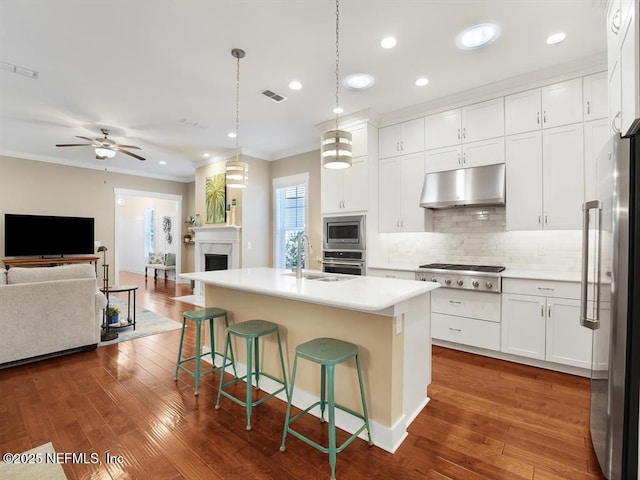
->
xmin=108 ymin=314 xmax=119 ymax=325
xmin=194 ymin=214 xmax=201 ymax=227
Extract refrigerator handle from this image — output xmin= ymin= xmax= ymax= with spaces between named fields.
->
xmin=580 ymin=200 xmax=602 ymax=330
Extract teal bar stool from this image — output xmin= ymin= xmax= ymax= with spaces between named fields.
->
xmin=280 ymin=337 xmax=372 ymax=480
xmin=174 ymin=307 xmax=236 ymax=396
xmin=215 ymin=319 xmax=288 ymax=430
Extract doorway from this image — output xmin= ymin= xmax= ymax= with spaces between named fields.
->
xmin=113 ymin=188 xmax=183 ymax=286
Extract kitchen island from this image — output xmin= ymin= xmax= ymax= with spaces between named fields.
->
xmin=179 ymin=267 xmax=439 ymax=453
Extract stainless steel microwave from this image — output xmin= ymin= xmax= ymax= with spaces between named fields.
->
xmin=322 ymin=215 xmax=366 ymax=250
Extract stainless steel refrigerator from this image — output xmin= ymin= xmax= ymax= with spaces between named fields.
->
xmin=581 ymin=132 xmax=639 ymax=479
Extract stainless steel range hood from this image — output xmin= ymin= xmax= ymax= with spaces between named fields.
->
xmin=419 ymin=163 xmax=505 ymax=209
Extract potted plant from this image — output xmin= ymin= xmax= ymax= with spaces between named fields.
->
xmin=106 ymin=306 xmax=120 ymax=325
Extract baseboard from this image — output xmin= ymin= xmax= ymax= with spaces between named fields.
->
xmin=203 ymin=346 xmax=423 ymax=453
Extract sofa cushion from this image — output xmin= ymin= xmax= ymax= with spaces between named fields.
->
xmin=7 ymin=263 xmax=95 ymax=285
xmin=0 ymin=270 xmax=6 ymax=285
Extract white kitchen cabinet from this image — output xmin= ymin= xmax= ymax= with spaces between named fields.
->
xmin=379 ymin=118 xmax=425 ymax=159
xmin=367 ymin=268 xmax=417 ymax=280
xmin=321 ymin=156 xmax=368 ymax=213
xmin=424 ymin=145 xmax=462 ymax=173
xmin=379 ymin=152 xmax=426 ymax=232
xmin=583 ymin=72 xmax=609 ymax=121
xmin=501 ymin=278 xmax=592 ymax=369
xmin=506 ymin=131 xmax=543 ymax=230
xmin=425 ymin=136 xmax=504 ymax=173
xmin=620 ymin=0 xmax=640 ymax=135
xmin=424 ymin=97 xmax=503 ymax=150
xmin=584 ymin=118 xmax=610 ymax=201
xmin=542 ymin=124 xmax=585 ymax=229
xmin=505 ymin=78 xmax=584 ymax=135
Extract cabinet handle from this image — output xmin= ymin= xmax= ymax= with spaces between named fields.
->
xmin=538 ymin=287 xmax=555 ymax=292
xmin=545 ymin=213 xmax=548 ymax=224
xmin=611 ymin=9 xmax=621 ymax=35
xmin=543 ymin=110 xmax=547 ymax=124
xmin=537 ymin=112 xmax=540 ymax=125
xmin=400 ymin=140 xmax=404 ymax=151
xmin=463 ymin=152 xmax=466 ymax=165
xmin=612 ymin=112 xmax=621 ymax=133
xmin=458 ymin=153 xmax=461 ymax=165
xmin=541 ymin=303 xmax=545 ymax=317
xmin=538 ymin=214 xmax=541 ymax=224
xmin=548 ymin=304 xmax=552 ymax=318
xmin=586 ymin=101 xmax=591 ymax=115
xmin=457 ymin=128 xmax=460 ymax=140
xmin=400 ymin=219 xmax=404 ymax=228
xmin=462 ymin=127 xmax=466 ymax=139
xmin=449 ymin=300 xmax=462 ymax=304
xmin=448 ymin=327 xmax=462 ymax=332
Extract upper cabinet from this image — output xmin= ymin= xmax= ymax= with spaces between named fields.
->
xmin=505 ymin=78 xmax=583 ymax=135
xmin=424 ymin=97 xmax=504 ymax=150
xmin=379 ymin=152 xmax=426 ymax=232
xmin=583 ymin=72 xmax=608 ymax=121
xmin=379 ymin=118 xmax=425 ymax=159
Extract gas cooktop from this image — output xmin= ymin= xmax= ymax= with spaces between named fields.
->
xmin=418 ymin=263 xmax=506 ymax=273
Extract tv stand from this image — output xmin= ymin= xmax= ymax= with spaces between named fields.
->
xmin=2 ymin=256 xmax=99 ymax=274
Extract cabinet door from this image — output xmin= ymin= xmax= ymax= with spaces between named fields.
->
xmin=542 ymin=124 xmax=584 ymax=229
xmin=379 ymin=124 xmax=402 ymax=159
xmin=584 ymin=119 xmax=610 ymax=202
xmin=505 ymin=88 xmax=542 ymax=135
xmin=506 ymin=132 xmax=543 ymax=230
xmin=321 ymin=167 xmax=344 ymax=213
xmin=343 ymin=156 xmax=368 ymax=212
xmin=583 ymin=72 xmax=609 ymax=121
xmin=620 ymin=4 xmax=640 ymax=136
xmin=501 ymin=293 xmax=546 ymax=360
xmin=609 ymin=56 xmax=623 ymax=135
xmin=425 ymin=145 xmax=462 ymax=173
xmin=349 ymin=123 xmax=368 ymax=158
xmin=378 ymin=157 xmax=401 ymax=232
xmin=400 ymin=152 xmax=426 ymax=232
xmin=461 ymin=97 xmax=505 ymax=143
xmin=401 ymin=118 xmax=425 ymax=155
xmin=424 ymin=108 xmax=461 ymax=150
xmin=541 ymin=77 xmax=583 ymax=128
xmin=462 ymin=137 xmax=505 ymax=169
xmin=545 ymin=297 xmax=592 ymax=369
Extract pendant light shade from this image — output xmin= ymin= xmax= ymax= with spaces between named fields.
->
xmin=226 ymin=48 xmax=248 ymax=188
xmin=321 ymin=129 xmax=352 ymax=169
xmin=323 ymin=0 xmax=352 ymax=169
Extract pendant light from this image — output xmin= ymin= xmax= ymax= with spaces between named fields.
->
xmin=226 ymin=48 xmax=249 ymax=188
xmin=321 ymin=0 xmax=352 ymax=169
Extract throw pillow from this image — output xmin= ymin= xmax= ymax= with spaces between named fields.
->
xmin=149 ymin=253 xmax=164 ymax=264
xmin=164 ymin=253 xmax=176 ymax=266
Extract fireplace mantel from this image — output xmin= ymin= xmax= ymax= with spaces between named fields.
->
xmin=192 ymin=225 xmax=241 ymax=295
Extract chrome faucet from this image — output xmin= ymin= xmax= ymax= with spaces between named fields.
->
xmin=295 ymin=234 xmax=312 ymax=279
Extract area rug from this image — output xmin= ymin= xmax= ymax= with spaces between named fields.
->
xmin=99 ymin=296 xmax=181 ymax=346
xmin=0 ymin=442 xmax=67 ymax=480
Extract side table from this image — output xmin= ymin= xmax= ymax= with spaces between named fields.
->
xmin=100 ymin=285 xmax=138 ymax=341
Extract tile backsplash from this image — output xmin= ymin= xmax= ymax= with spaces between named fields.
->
xmin=371 ymin=206 xmax=583 ymax=272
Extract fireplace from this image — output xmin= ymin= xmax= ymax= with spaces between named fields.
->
xmin=205 ymin=253 xmax=228 ymax=271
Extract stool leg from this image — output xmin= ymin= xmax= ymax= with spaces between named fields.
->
xmin=280 ymin=353 xmax=299 ymax=452
xmin=174 ymin=317 xmax=187 ymax=381
xmin=245 ymin=337 xmax=254 ymax=430
xmin=215 ymin=333 xmax=231 ymax=409
xmin=355 ymin=353 xmax=373 ymax=446
xmin=320 ymin=364 xmax=326 ymax=422
xmin=276 ymin=330 xmax=289 ymax=402
xmin=194 ymin=320 xmax=202 ymax=396
xmin=327 ymin=364 xmax=337 ymax=480
xmin=208 ymin=318 xmax=215 ymax=367
xmin=223 ymin=314 xmax=238 ymax=377
xmin=254 ymin=336 xmax=260 ymax=390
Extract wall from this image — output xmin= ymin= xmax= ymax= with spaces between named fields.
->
xmin=269 ymin=149 xmax=322 ymax=269
xmin=0 ymin=155 xmax=192 ymax=273
xmin=193 ymin=155 xmax=270 ymax=268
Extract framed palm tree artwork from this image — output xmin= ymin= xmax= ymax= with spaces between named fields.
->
xmin=205 ymin=173 xmax=226 ymax=224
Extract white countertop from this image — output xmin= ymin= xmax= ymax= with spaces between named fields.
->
xmin=180 ymin=267 xmax=439 ymax=313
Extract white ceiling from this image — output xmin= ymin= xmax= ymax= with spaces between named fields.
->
xmin=0 ymin=0 xmax=607 ymax=182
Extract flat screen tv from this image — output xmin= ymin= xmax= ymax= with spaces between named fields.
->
xmin=4 ymin=214 xmax=95 ymax=257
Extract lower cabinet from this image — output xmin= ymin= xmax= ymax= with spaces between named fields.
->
xmin=501 ymin=278 xmax=593 ymax=369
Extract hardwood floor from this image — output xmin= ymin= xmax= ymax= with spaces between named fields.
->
xmin=0 ymin=272 xmax=605 ymax=479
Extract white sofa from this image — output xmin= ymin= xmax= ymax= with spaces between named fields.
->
xmin=0 ymin=263 xmax=108 ymax=367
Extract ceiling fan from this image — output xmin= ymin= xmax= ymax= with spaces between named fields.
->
xmin=56 ymin=128 xmax=145 ymax=161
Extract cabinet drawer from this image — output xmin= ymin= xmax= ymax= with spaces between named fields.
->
xmin=502 ymin=278 xmax=580 ymax=299
xmin=367 ymin=268 xmax=416 ymax=280
xmin=431 ymin=289 xmax=500 ymax=322
xmin=432 ymin=313 xmax=501 ymax=351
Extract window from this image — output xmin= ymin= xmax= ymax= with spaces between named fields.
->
xmin=274 ymin=173 xmax=309 ymax=269
xmin=144 ymin=208 xmax=155 ymax=259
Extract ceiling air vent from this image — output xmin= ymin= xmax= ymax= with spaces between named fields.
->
xmin=261 ymin=89 xmax=287 ymax=103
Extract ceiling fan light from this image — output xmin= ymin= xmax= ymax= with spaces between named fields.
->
xmin=95 ymin=147 xmax=116 ymax=158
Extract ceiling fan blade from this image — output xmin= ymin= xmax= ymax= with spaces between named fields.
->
xmin=119 ymin=149 xmax=146 ymax=161
xmin=56 ymin=143 xmax=92 ymax=147
xmin=75 ymin=136 xmax=95 ymax=142
xmin=116 ymin=144 xmax=141 ymax=150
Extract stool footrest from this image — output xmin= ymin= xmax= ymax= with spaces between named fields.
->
xmin=219 ymin=372 xmax=287 ymax=408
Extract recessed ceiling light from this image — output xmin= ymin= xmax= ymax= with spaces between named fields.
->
xmin=415 ymin=77 xmax=429 ymax=87
xmin=456 ymin=23 xmax=500 ymax=50
xmin=288 ymin=80 xmax=302 ymax=90
xmin=381 ymin=36 xmax=397 ymax=49
xmin=333 ymin=106 xmax=344 ymax=114
xmin=159 ymin=161 xmax=167 ymax=165
xmin=227 ymin=132 xmax=237 ymax=138
xmin=546 ymin=32 xmax=566 ymax=45
xmin=343 ymin=73 xmax=375 ymax=90
xmin=201 ymin=152 xmax=210 ymax=158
